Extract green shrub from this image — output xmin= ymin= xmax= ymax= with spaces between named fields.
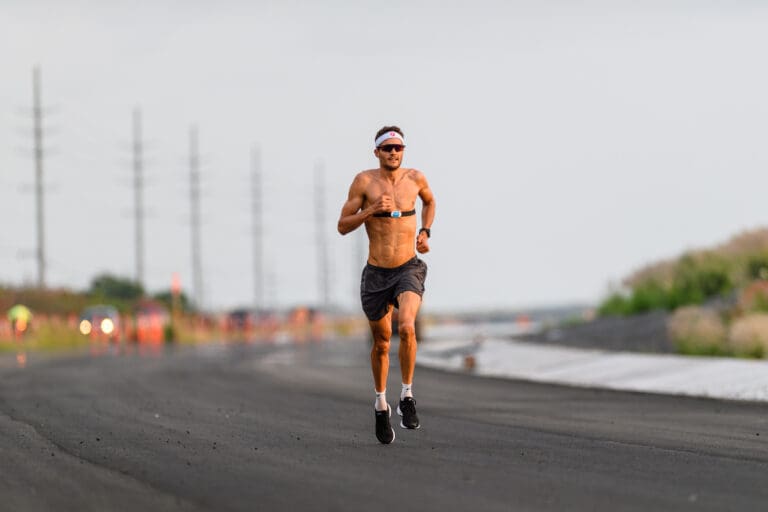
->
xmin=668 ymin=255 xmax=732 ymax=309
xmin=89 ymin=274 xmax=144 ymax=301
xmin=597 ymin=293 xmax=631 ymax=316
xmin=598 ymin=282 xmax=669 ymax=316
xmin=628 ymin=280 xmax=669 ymax=313
xmin=599 ymin=254 xmax=734 ymax=317
xmin=746 ymin=253 xmax=768 ymax=280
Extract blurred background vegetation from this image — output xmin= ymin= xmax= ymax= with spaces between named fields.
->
xmin=1 ymin=273 xmax=357 ymax=355
xmin=0 ymin=273 xmax=192 ymax=352
xmin=0 ymin=273 xmax=191 ymax=316
xmin=597 ymin=227 xmax=768 ymax=358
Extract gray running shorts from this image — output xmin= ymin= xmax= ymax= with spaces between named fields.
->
xmin=360 ymin=257 xmax=427 ymax=321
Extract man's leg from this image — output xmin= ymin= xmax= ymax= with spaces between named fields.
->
xmin=396 ymin=291 xmax=422 ymax=429
xmin=370 ymin=305 xmax=396 ymax=444
xmin=396 ymin=291 xmax=422 ymax=386
xmin=369 ymin=304 xmax=394 ymax=410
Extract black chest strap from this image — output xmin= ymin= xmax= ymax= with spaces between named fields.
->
xmin=372 ymin=209 xmax=416 ymax=218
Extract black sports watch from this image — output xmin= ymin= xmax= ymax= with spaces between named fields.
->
xmin=419 ymin=227 xmax=431 ymax=238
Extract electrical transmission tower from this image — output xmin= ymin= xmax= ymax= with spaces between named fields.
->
xmin=189 ymin=126 xmax=204 ymax=310
xmin=132 ymin=107 xmax=145 ymax=290
xmin=314 ymin=161 xmax=330 ymax=309
xmin=251 ymin=146 xmax=264 ymax=310
xmin=31 ymin=66 xmax=47 ymax=288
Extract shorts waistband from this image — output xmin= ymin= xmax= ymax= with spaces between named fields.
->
xmin=365 ymin=256 xmax=418 ymax=272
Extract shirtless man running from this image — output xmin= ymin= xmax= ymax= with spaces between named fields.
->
xmin=337 ymin=126 xmax=436 ymax=444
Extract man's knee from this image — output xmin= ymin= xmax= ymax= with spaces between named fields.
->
xmin=372 ymin=338 xmax=390 ymax=356
xmin=398 ymin=320 xmax=416 ymax=341
xmin=371 ymin=321 xmax=391 ymax=341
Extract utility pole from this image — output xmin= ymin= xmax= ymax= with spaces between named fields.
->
xmin=251 ymin=146 xmax=264 ymax=311
xmin=132 ymin=107 xmax=145 ymax=290
xmin=314 ymin=161 xmax=330 ymax=309
xmin=32 ymin=66 xmax=46 ymax=288
xmin=189 ymin=126 xmax=203 ymax=310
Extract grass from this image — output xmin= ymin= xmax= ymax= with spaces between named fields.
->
xmin=0 ymin=323 xmax=93 ymax=353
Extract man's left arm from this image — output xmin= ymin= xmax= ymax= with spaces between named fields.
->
xmin=416 ymin=173 xmax=435 ymax=254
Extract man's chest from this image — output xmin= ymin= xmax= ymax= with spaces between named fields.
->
xmin=365 ymin=178 xmax=419 ymax=205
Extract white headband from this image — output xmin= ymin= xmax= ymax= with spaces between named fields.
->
xmin=375 ymin=131 xmax=405 ymax=147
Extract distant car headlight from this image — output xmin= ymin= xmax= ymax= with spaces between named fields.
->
xmin=80 ymin=319 xmax=92 ymax=335
xmin=101 ymin=318 xmax=115 ymax=335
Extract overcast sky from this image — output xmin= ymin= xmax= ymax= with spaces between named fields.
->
xmin=1 ymin=1 xmax=767 ymax=313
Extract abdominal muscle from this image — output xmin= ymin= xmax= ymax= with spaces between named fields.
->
xmin=365 ymin=217 xmax=417 ymax=268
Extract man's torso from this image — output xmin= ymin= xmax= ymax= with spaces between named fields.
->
xmin=361 ymin=168 xmax=422 ymax=268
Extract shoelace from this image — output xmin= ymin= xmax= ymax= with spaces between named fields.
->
xmin=401 ymin=399 xmax=416 ymax=414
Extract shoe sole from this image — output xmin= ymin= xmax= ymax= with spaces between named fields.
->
xmin=396 ymin=405 xmax=421 ymax=430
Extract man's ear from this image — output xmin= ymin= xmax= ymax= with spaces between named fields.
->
xmin=373 ymin=148 xmax=379 ymax=158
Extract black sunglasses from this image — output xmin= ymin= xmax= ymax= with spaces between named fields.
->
xmin=378 ymin=144 xmax=405 ymax=153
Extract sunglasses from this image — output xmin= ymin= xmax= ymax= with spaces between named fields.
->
xmin=378 ymin=144 xmax=405 ymax=153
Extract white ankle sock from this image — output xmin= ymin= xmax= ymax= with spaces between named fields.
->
xmin=401 ymin=383 xmax=413 ymax=400
xmin=375 ymin=389 xmax=387 ymax=411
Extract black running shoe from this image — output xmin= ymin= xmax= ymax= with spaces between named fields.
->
xmin=375 ymin=405 xmax=395 ymax=444
xmin=397 ymin=397 xmax=420 ymax=429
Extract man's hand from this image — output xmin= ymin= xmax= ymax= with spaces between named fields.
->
xmin=416 ymin=231 xmax=430 ymax=254
xmin=371 ymin=194 xmax=394 ymax=214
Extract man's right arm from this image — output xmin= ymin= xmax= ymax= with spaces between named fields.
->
xmin=337 ymin=174 xmax=372 ymax=235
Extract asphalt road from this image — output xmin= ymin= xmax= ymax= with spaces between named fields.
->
xmin=1 ymin=338 xmax=768 ymax=512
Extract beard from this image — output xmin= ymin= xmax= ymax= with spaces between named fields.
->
xmin=381 ymin=160 xmax=401 ymax=171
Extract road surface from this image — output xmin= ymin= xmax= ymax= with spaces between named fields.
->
xmin=1 ymin=338 xmax=767 ymax=511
